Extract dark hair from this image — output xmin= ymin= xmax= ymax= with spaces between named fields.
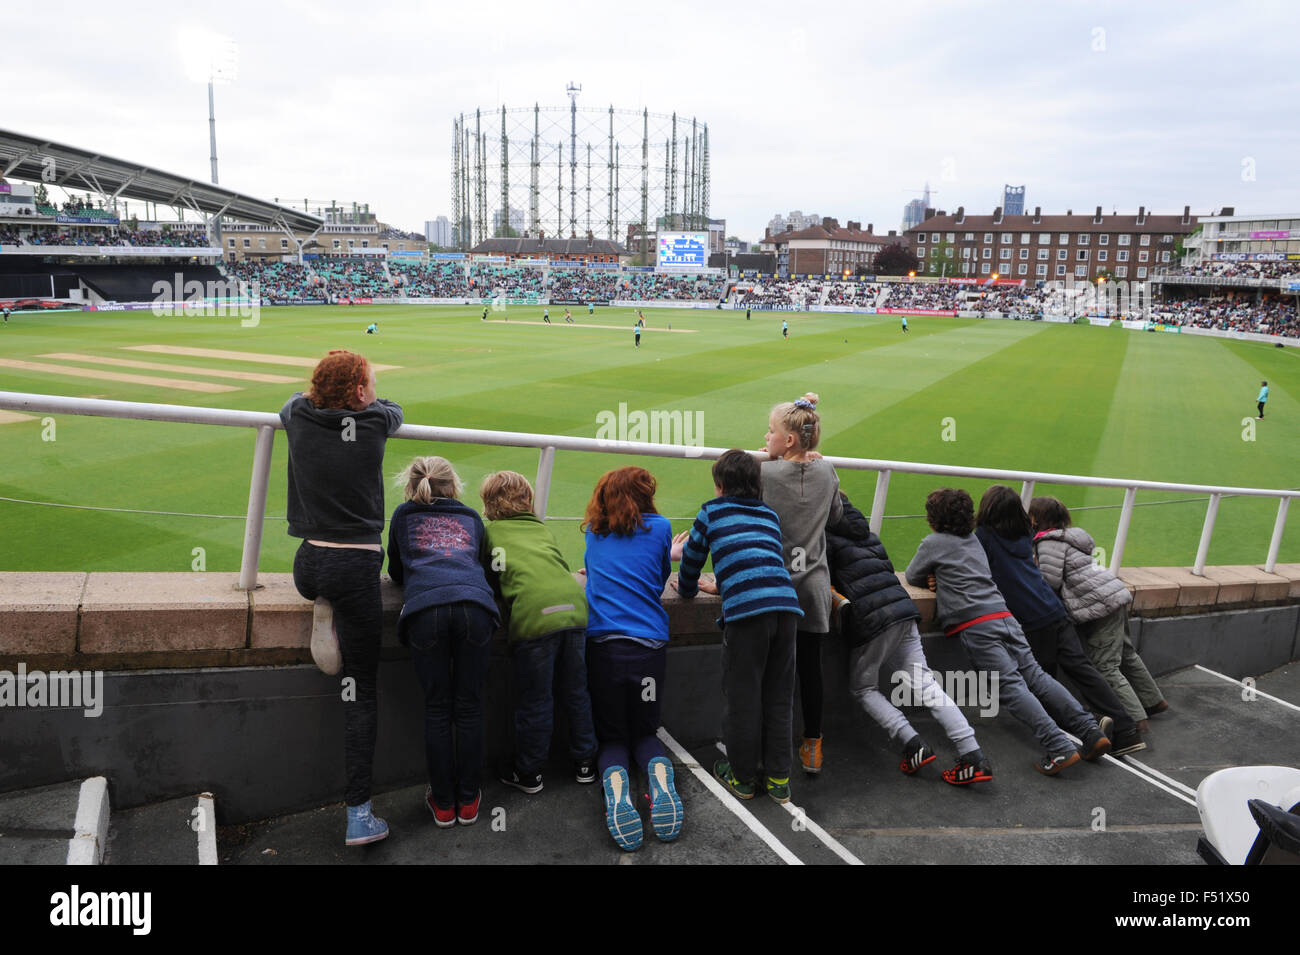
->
xmin=1028 ymin=496 xmax=1072 ymax=532
xmin=711 ymin=449 xmax=762 ymax=499
xmin=582 ymin=466 xmax=658 ymax=536
xmin=976 ymin=485 xmax=1032 ymax=539
xmin=925 ymin=488 xmax=974 ymax=536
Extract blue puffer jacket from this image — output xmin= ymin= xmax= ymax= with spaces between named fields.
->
xmin=825 ymin=496 xmax=920 ymax=648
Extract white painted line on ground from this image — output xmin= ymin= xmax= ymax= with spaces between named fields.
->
xmin=1064 ymin=731 xmax=1197 ymax=808
xmin=1193 ymin=664 xmax=1300 ymax=714
xmin=66 ymin=776 xmax=110 ymax=865
xmin=657 ymin=728 xmax=803 ymax=865
xmin=713 ymin=741 xmax=863 ymax=865
xmin=196 ymin=793 xmax=218 ymax=865
xmin=1120 ymin=758 xmax=1198 ymax=798
xmin=483 ymin=319 xmax=697 ymax=333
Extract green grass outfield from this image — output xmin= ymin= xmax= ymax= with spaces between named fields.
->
xmin=2 ymin=303 xmax=1297 ymax=574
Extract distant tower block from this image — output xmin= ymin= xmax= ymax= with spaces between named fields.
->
xmin=1002 ymin=185 xmax=1026 ymax=216
xmin=451 ymin=95 xmax=710 ymax=253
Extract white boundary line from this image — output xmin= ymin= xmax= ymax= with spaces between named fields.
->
xmin=196 ymin=793 xmax=218 ymax=865
xmin=1063 ymin=732 xmax=1197 ymax=807
xmin=1120 ymin=758 xmax=1198 ymax=798
xmin=1193 ymin=664 xmax=1300 ymax=714
xmin=657 ymin=728 xmax=803 ymax=866
xmin=66 ymin=776 xmax=110 ymax=865
xmin=714 ymin=742 xmax=863 ymax=865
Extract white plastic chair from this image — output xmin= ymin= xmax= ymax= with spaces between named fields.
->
xmin=1196 ymin=766 xmax=1300 ymax=865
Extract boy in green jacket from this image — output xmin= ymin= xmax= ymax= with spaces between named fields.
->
xmin=481 ymin=471 xmax=597 ymax=793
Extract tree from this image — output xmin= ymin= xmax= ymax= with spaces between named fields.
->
xmin=871 ymin=242 xmax=919 ymax=277
xmin=923 ymin=241 xmax=958 ymax=278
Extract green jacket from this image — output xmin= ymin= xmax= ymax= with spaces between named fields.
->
xmin=483 ymin=513 xmax=588 ymax=642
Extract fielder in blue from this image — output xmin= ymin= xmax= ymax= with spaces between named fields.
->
xmin=1257 ymin=380 xmax=1269 ymax=419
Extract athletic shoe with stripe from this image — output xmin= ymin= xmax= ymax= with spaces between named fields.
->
xmin=942 ymin=757 xmax=994 ymax=786
xmin=1034 ymin=751 xmax=1081 ymax=776
xmin=646 ymin=756 xmax=683 ymax=842
xmin=765 ymin=776 xmax=791 ymax=804
xmin=799 ymin=736 xmax=823 ymax=774
xmin=899 ymin=738 xmax=937 ymax=775
xmin=602 ymin=766 xmax=643 ymax=851
xmin=713 ymin=760 xmax=756 ymax=800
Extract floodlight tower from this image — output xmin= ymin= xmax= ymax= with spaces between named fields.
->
xmin=182 ymin=29 xmax=238 ymax=248
xmin=567 ymin=82 xmax=581 ymax=237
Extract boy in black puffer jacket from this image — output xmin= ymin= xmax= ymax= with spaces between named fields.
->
xmin=827 ymin=493 xmax=992 ymax=785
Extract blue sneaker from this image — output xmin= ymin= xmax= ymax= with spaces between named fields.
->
xmin=601 ymin=766 xmax=643 ymax=852
xmin=647 ymin=756 xmax=683 ymax=842
xmin=345 ymin=801 xmax=389 ymax=846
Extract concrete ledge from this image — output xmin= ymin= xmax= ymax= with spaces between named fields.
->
xmin=1118 ymin=567 xmax=1181 ymax=611
xmin=1200 ymin=565 xmax=1263 ymax=605
xmin=80 ymin=573 xmax=247 ymax=653
xmin=0 ymin=573 xmax=86 ymax=655
xmin=1143 ymin=567 xmax=1220 ymax=608
xmin=1219 ymin=565 xmax=1294 ymax=603
xmin=1269 ymin=563 xmax=1300 ymax=599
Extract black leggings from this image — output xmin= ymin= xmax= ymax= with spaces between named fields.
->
xmin=796 ymin=630 xmax=826 ymax=738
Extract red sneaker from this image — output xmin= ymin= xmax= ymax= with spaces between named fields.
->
xmin=425 ymin=788 xmax=456 ymax=828
xmin=458 ymin=790 xmax=481 ymax=826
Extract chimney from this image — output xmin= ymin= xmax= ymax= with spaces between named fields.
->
xmin=1136 ymin=206 xmax=1146 ymax=226
xmin=887 ymin=230 xmax=897 ymax=237
xmin=1220 ymin=207 xmax=1234 ymax=216
xmin=867 ymin=223 xmax=874 ymax=234
xmin=785 ymin=224 xmax=794 ymax=232
xmin=1067 ymin=209 xmax=1072 ymax=216
xmin=1093 ymin=206 xmax=1103 ymax=224
xmin=1181 ymin=205 xmax=1191 ymax=225
xmin=847 ymin=221 xmax=860 ymax=232
xmin=822 ymin=216 xmax=839 ymax=230
xmin=1032 ymin=206 xmax=1042 ymax=224
xmin=538 ymin=230 xmax=545 ymax=245
xmin=765 ymin=226 xmax=771 ymax=239
xmin=992 ymin=206 xmax=1003 ymax=225
xmin=955 ymin=206 xmax=965 ymax=224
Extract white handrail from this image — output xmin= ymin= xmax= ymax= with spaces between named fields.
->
xmin=2 ymin=390 xmax=1296 ymax=588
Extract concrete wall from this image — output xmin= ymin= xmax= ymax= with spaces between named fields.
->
xmin=1 ymin=567 xmax=1297 ymax=822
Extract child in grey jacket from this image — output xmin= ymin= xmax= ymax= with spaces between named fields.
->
xmin=1028 ymin=497 xmax=1168 ymax=728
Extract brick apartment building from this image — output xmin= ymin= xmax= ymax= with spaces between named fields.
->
xmin=903 ymin=205 xmax=1199 ymax=283
xmin=759 ymin=217 xmax=908 ymax=277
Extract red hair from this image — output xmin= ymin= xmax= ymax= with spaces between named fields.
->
xmin=307 ymin=350 xmax=370 ymax=410
xmin=582 ymin=466 xmax=658 ymax=536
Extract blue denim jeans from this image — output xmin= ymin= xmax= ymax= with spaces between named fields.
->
xmin=406 ymin=602 xmax=495 ymax=806
xmin=510 ymin=628 xmax=597 ymax=775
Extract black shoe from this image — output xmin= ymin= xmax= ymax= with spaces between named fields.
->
xmin=1081 ymin=718 xmax=1113 ymax=761
xmin=500 ymin=769 xmax=543 ymax=794
xmin=899 ymin=736 xmax=936 ymax=775
xmin=1110 ymin=730 xmax=1148 ymax=756
xmin=574 ymin=759 xmax=597 ymax=785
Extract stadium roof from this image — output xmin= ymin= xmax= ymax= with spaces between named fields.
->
xmin=0 ymin=128 xmax=323 ymax=233
xmin=472 ymin=237 xmax=625 ymax=255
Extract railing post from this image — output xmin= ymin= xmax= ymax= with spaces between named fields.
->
xmin=1110 ymin=486 xmax=1137 ymax=574
xmin=868 ymin=469 xmax=891 ymax=535
xmin=237 ymin=424 xmax=276 ymax=591
xmin=1265 ymin=497 xmax=1290 ymax=574
xmin=1192 ymin=492 xmax=1221 ymax=576
xmin=534 ymin=445 xmax=556 ymax=520
xmin=1019 ymin=480 xmax=1036 ymax=509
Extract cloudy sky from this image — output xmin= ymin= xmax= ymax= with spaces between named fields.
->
xmin=7 ymin=0 xmax=1299 ymax=240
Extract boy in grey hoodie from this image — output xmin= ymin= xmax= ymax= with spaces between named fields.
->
xmin=905 ymin=488 xmax=1111 ymax=775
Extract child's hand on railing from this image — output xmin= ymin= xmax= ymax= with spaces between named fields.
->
xmin=670 ymin=530 xmax=690 ymax=562
xmin=927 ymin=574 xmax=937 ymax=593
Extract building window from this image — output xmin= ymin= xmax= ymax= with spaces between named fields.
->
xmin=1036 ymin=264 xmax=1048 ymax=277
xmin=1019 ymin=248 xmax=1029 ymax=260
xmin=964 ymin=232 xmax=974 ymax=241
xmin=1116 ymin=266 xmax=1128 ymax=278
xmin=917 ymin=247 xmax=926 ymax=258
xmin=1097 ymin=250 xmax=1108 ymax=262
xmin=1057 ymin=264 xmax=1067 ymax=276
xmin=982 ymin=248 xmax=992 ymax=259
xmin=962 ymin=247 xmax=971 ymax=259
xmin=1118 ymin=234 xmax=1131 ymax=246
xmin=242 ymin=238 xmax=250 ymax=248
xmin=1140 ymin=234 xmax=1151 ymax=246
xmin=1117 ymin=250 xmax=1129 ymax=262
xmin=917 ymin=233 xmax=926 ymax=243
xmin=945 ymin=247 xmax=953 ymax=257
xmin=1059 ymin=233 xmax=1069 ymax=244
xmin=946 ymin=233 xmax=955 ymax=243
xmin=1018 ymin=264 xmax=1028 ymax=275
xmin=1020 ymin=233 xmax=1031 ymax=243
xmin=1078 ymin=234 xmax=1090 ymax=244
xmin=1000 ymin=249 xmax=1012 ymax=260
xmin=1139 ymin=251 xmax=1149 ymax=262
xmin=1077 ymin=249 xmax=1090 ymax=261
xmin=280 ymin=239 xmax=289 ymax=250
xmin=1137 ymin=267 xmax=1148 ymax=278
xmin=1098 ymin=234 xmax=1110 ymax=245
xmin=228 ymin=238 xmax=235 ymax=248
xmin=1162 ymin=234 xmax=1173 ymax=244
xmin=931 ymin=233 xmax=939 ymax=243
xmin=1075 ymin=265 xmax=1088 ymax=278
xmin=258 ymin=238 xmax=266 ymax=250
xmin=1038 ymin=233 xmax=1051 ymax=244
xmin=984 ymin=233 xmax=993 ymax=243
xmin=1161 ymin=251 xmax=1171 ymax=263
xmin=1057 ymin=249 xmax=1068 ymax=261
xmin=1037 ymin=248 xmax=1049 ymax=260
xmin=980 ymin=262 xmax=990 ymax=274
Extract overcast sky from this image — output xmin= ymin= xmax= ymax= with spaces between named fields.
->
xmin=7 ymin=0 xmax=1299 ymax=240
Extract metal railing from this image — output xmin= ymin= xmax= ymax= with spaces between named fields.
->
xmin=2 ymin=390 xmax=1297 ymax=590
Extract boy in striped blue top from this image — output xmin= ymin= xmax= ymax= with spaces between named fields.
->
xmin=673 ymin=449 xmax=804 ymax=803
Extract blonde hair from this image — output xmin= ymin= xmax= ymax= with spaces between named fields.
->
xmin=397 ymin=456 xmax=463 ymax=503
xmin=771 ymin=392 xmax=822 ymax=452
xmin=480 ymin=470 xmax=534 ymax=520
